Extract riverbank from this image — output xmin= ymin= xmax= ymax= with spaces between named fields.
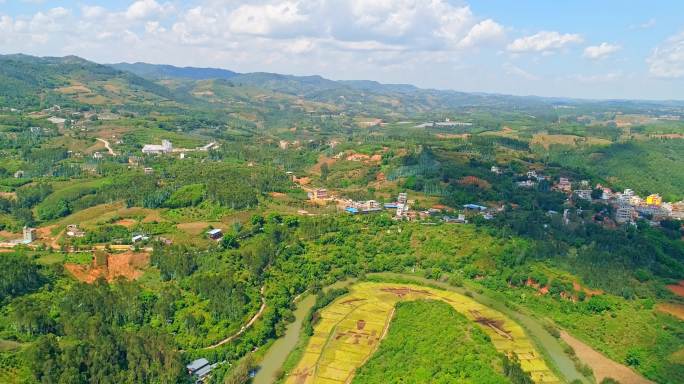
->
xmin=253 ymin=279 xmax=356 ymax=384
xmin=255 ymin=272 xmax=589 ymax=384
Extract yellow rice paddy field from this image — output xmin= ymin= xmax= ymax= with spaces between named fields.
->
xmin=286 ymin=281 xmax=559 ymax=384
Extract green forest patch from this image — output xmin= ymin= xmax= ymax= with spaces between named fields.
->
xmin=352 ymin=300 xmax=511 ymax=384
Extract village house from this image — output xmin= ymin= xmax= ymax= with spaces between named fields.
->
xmin=308 ymin=189 xmax=328 ymax=200
xmin=142 ymin=140 xmax=173 ymax=155
xmin=517 ymin=180 xmax=536 ymax=188
xmin=132 ymin=234 xmax=149 ymax=243
xmin=555 ymin=177 xmax=572 ymax=193
xmin=23 ymin=226 xmax=36 ymax=243
xmin=646 ymin=194 xmax=662 ymax=206
xmin=186 ymin=358 xmax=214 ymax=383
xmin=574 ymin=190 xmax=593 ymax=201
xmin=66 ymin=224 xmax=85 ymax=238
xmin=672 ymin=201 xmax=684 ymax=220
xmin=443 ymin=214 xmax=467 ymax=224
xmin=128 ymin=156 xmax=141 ymax=166
xmin=207 ymin=228 xmax=223 ymax=240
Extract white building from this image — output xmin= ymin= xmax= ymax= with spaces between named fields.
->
xmin=574 ymin=190 xmax=593 ymax=201
xmin=615 ymin=204 xmax=634 ymax=224
xmin=142 ymin=140 xmax=173 ymax=154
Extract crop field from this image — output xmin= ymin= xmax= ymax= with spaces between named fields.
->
xmin=286 ymin=282 xmax=559 ymax=384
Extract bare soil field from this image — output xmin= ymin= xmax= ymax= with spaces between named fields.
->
xmin=560 ymin=331 xmax=653 ymax=384
xmin=114 ymin=218 xmax=137 ymax=228
xmin=65 ymin=251 xmax=150 ymax=283
xmin=656 ymin=303 xmax=684 ymax=321
xmin=176 ymin=221 xmax=218 ymax=235
xmin=0 ymin=192 xmax=16 ymax=200
xmin=667 ymin=280 xmax=684 ymax=297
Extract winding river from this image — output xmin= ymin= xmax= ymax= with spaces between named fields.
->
xmin=253 ymin=273 xmax=587 ymax=384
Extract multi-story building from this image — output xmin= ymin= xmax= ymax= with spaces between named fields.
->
xmin=646 ymin=194 xmax=662 ymax=206
xmin=615 ymin=204 xmax=634 ymax=224
xmin=556 ymin=177 xmax=572 ymax=193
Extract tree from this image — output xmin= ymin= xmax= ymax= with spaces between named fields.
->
xmin=224 ymin=354 xmax=256 ymax=384
xmin=222 ymin=233 xmax=239 ymax=249
xmin=320 ymin=162 xmax=329 ymax=181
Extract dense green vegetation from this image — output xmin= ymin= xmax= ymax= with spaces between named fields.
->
xmin=352 ymin=300 xmax=513 ymax=384
xmin=0 ymin=54 xmax=682 ymax=384
xmin=548 ymin=139 xmax=684 ymax=201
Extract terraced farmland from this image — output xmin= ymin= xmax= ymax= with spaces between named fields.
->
xmin=286 ymin=282 xmax=559 ymax=384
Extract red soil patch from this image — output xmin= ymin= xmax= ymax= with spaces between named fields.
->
xmin=560 ymin=331 xmax=653 ymax=384
xmin=346 ymin=153 xmax=371 ymax=162
xmin=667 ymin=281 xmax=684 ymax=297
xmin=458 ymin=176 xmax=492 ymax=190
xmin=573 ymin=281 xmax=603 ymax=297
xmin=294 ymin=176 xmax=311 ymax=185
xmin=657 ymin=303 xmax=684 ymax=321
xmin=269 ymin=192 xmax=287 ymax=199
xmin=35 ymin=225 xmax=55 ymax=239
xmin=114 ymin=219 xmax=137 ymax=228
xmin=310 ymin=155 xmax=337 ymax=174
xmin=65 ymin=251 xmax=150 ymax=283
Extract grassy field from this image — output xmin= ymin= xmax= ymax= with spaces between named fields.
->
xmin=352 ymin=300 xmax=511 ymax=383
xmin=286 ymin=282 xmax=558 ymax=384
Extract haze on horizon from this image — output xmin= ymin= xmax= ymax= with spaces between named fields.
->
xmin=1 ymin=0 xmax=684 ymax=100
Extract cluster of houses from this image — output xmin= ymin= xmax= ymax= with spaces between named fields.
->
xmin=141 ymin=140 xmax=218 ymax=156
xmin=599 ymin=188 xmax=683 ymax=224
xmin=338 ymin=191 xmax=497 ymax=223
xmin=415 ymin=118 xmax=473 ymax=128
xmin=498 ymin=165 xmax=683 ymax=226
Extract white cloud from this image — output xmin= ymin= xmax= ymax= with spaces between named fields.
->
xmin=648 ymin=31 xmax=684 ymax=78
xmin=228 ymin=1 xmax=307 ymax=36
xmin=457 ymin=19 xmax=505 ymax=48
xmin=125 ymin=0 xmax=170 ymax=20
xmin=507 ymin=31 xmax=583 ymax=53
xmin=503 ymin=63 xmax=538 ymax=80
xmin=583 ymin=42 xmax=621 ymax=60
xmin=571 ymin=72 xmax=623 ymax=83
xmin=630 ymin=18 xmax=656 ymax=30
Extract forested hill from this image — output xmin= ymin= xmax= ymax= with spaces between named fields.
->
xmin=110 ymin=62 xmax=239 ymax=80
xmin=4 ymin=54 xmax=684 ymax=116
xmin=0 ymin=54 xmax=193 ymax=109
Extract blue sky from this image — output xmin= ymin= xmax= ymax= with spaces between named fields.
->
xmin=1 ymin=0 xmax=683 ymax=100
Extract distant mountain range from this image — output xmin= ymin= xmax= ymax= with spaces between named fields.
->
xmin=110 ymin=62 xmax=240 ymax=81
xmin=2 ymin=54 xmax=683 ymax=114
